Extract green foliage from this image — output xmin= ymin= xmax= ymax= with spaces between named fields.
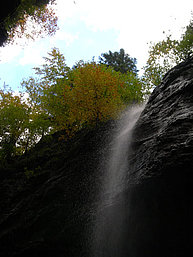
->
xmin=33 ymin=47 xmax=70 ymax=83
xmin=99 ymin=48 xmax=138 ymax=74
xmin=176 ymin=20 xmax=193 ymax=60
xmin=22 ymin=48 xmax=71 ymax=132
xmin=22 ymin=48 xmax=145 ymax=138
xmin=0 ymin=88 xmax=29 ymax=160
xmin=118 ymin=72 xmax=145 ymax=104
xmin=4 ymin=0 xmax=57 ymax=44
xmin=1 ymin=47 xmax=145 ymax=161
xmin=69 ymin=62 xmax=124 ymax=130
xmin=0 ymin=86 xmax=52 ymax=161
xmin=143 ymin=19 xmax=193 ymax=87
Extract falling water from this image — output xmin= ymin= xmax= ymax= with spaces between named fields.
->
xmin=92 ymin=104 xmax=145 ymax=257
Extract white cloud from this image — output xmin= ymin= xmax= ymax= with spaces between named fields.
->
xmin=18 ymin=29 xmax=79 ymax=66
xmin=55 ymin=0 xmax=192 ymax=69
xmin=1 ymin=0 xmax=192 ymax=71
xmin=55 ymin=0 xmax=79 ymax=21
xmin=0 ymin=44 xmax=22 ymax=64
xmin=18 ymin=40 xmax=46 ymax=66
xmin=50 ymin=29 xmax=79 ymax=46
xmin=0 ymin=1 xmax=79 ymax=66
xmin=56 ymin=0 xmax=192 ymax=33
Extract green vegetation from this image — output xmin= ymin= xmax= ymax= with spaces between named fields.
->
xmin=143 ymin=19 xmax=193 ymax=87
xmin=99 ymin=48 xmax=138 ymax=74
xmin=1 ymin=16 xmax=192 ymax=163
xmin=0 ymin=87 xmax=50 ymax=161
xmin=2 ymin=0 xmax=58 ymax=45
xmin=0 ymin=47 xmax=146 ymax=161
xmin=22 ymin=48 xmax=145 ymax=136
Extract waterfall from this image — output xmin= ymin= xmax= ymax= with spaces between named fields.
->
xmin=92 ymin=104 xmax=145 ymax=257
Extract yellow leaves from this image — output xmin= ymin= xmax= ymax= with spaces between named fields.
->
xmin=23 ymin=49 xmax=144 ymax=140
xmin=34 ymin=6 xmax=58 ymax=36
xmin=6 ymin=1 xmax=58 ymax=44
xmin=0 ymin=90 xmax=29 ymax=147
xmin=143 ymin=20 xmax=193 ymax=87
xmin=68 ymin=63 xmax=124 ymax=129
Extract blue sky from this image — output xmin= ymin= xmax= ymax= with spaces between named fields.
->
xmin=0 ymin=0 xmax=192 ymax=91
xmin=0 ymin=21 xmax=119 ymax=90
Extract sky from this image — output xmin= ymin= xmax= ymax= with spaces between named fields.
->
xmin=0 ymin=0 xmax=192 ymax=91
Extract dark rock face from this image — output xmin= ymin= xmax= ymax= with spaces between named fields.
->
xmin=0 ymin=58 xmax=193 ymax=257
xmin=0 ymin=124 xmax=113 ymax=257
xmin=130 ymin=57 xmax=193 ymax=181
xmin=0 ymin=1 xmax=21 ymax=46
xmin=123 ymin=57 xmax=193 ymax=257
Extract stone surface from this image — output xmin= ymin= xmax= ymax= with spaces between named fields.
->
xmin=130 ymin=57 xmax=193 ymax=182
xmin=0 ymin=57 xmax=193 ymax=257
xmin=0 ymin=123 xmax=113 ymax=257
xmin=123 ymin=57 xmax=193 ymax=257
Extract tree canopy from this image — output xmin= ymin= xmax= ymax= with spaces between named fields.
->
xmin=0 ymin=47 xmax=146 ymax=161
xmin=143 ymin=19 xmax=193 ymax=87
xmin=0 ymin=0 xmax=58 ymax=45
xmin=1 ymin=4 xmax=192 ymax=166
xmin=22 ymin=48 xmax=145 ymax=137
xmin=0 ymin=87 xmax=51 ymax=161
xmin=0 ymin=88 xmax=29 ymax=160
xmin=99 ymin=48 xmax=138 ymax=74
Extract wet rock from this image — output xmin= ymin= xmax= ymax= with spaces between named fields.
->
xmin=124 ymin=57 xmax=193 ymax=257
xmin=0 ymin=123 xmax=113 ymax=257
xmin=0 ymin=57 xmax=193 ymax=257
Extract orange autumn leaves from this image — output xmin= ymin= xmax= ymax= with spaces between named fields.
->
xmin=1 ymin=48 xmax=145 ymax=159
xmin=6 ymin=1 xmax=58 ymax=43
xmin=68 ymin=63 xmax=124 ymax=128
xmin=23 ymin=48 xmax=144 ymax=138
xmin=50 ymin=63 xmax=125 ymax=137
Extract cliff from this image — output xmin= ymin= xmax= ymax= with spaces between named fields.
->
xmin=0 ymin=123 xmax=112 ymax=257
xmin=0 ymin=57 xmax=193 ymax=257
xmin=123 ymin=57 xmax=193 ymax=257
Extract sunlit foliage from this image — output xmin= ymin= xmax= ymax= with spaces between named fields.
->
xmin=4 ymin=0 xmax=58 ymax=44
xmin=22 ymin=48 xmax=71 ymax=133
xmin=69 ymin=62 xmax=124 ymax=129
xmin=22 ymin=48 xmax=145 ymax=138
xmin=0 ymin=88 xmax=29 ymax=160
xmin=1 ymin=47 xmax=146 ymax=160
xmin=143 ymin=19 xmax=193 ymax=87
xmin=0 ymin=87 xmax=51 ymax=161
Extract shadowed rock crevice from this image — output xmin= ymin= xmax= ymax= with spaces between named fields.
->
xmin=0 ymin=123 xmax=113 ymax=257
xmin=123 ymin=57 xmax=193 ymax=257
xmin=0 ymin=57 xmax=193 ymax=257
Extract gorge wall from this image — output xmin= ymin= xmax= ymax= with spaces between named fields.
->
xmin=0 ymin=124 xmax=112 ymax=257
xmin=0 ymin=57 xmax=193 ymax=257
xmin=122 ymin=57 xmax=193 ymax=257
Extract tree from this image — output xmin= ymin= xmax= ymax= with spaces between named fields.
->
xmin=23 ymin=49 xmax=146 ymax=138
xmin=33 ymin=47 xmax=70 ymax=84
xmin=99 ymin=48 xmax=138 ymax=74
xmin=0 ymin=0 xmax=58 ymax=45
xmin=0 ymin=85 xmax=53 ymax=161
xmin=143 ymin=19 xmax=193 ymax=87
xmin=23 ymin=57 xmax=125 ymax=136
xmin=69 ymin=62 xmax=125 ymax=129
xmin=176 ymin=20 xmax=193 ymax=60
xmin=118 ymin=72 xmax=145 ymax=104
xmin=22 ymin=48 xmax=72 ymax=133
xmin=0 ymin=88 xmax=29 ymax=160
